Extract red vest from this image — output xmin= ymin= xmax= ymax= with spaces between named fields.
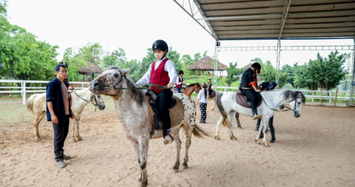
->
xmin=150 ymin=58 xmax=169 ymax=93
xmin=175 ymin=76 xmax=183 ymax=89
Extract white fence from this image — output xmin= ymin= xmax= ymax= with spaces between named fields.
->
xmin=1 ymin=80 xmax=354 ymax=106
xmin=0 ymin=80 xmax=90 ymax=105
xmin=215 ymin=86 xmax=354 ymax=106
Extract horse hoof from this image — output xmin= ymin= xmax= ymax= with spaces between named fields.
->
xmin=172 ymin=165 xmax=179 ymax=170
xmin=182 ymin=163 xmax=188 ymax=169
xmin=230 ymin=136 xmax=238 ymax=140
xmin=77 ymin=137 xmax=83 ymax=141
xmin=238 ymin=126 xmax=243 ymax=129
xmin=138 ymin=177 xmax=142 ymax=182
xmin=34 ymin=138 xmax=39 ymax=142
xmin=254 ymin=138 xmax=258 ymax=143
xmin=214 ymin=136 xmax=221 ymax=141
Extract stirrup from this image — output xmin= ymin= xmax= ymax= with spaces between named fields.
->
xmin=164 ymin=134 xmax=174 ymax=145
xmin=252 ymin=114 xmax=262 ymax=120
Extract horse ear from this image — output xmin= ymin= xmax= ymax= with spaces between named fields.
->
xmin=122 ymin=69 xmax=131 ymax=75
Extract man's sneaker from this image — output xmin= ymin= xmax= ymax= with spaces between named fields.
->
xmin=62 ymin=154 xmax=71 ymax=160
xmin=55 ymin=160 xmax=66 ymax=168
xmin=164 ymin=134 xmax=174 ymax=145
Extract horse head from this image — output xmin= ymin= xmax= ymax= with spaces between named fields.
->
xmin=90 ymin=66 xmax=130 ymax=96
xmin=91 ymin=94 xmax=106 ymax=110
xmin=194 ymin=83 xmax=202 ymax=94
xmin=283 ymin=90 xmax=306 ymax=118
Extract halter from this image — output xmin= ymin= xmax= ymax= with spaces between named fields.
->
xmin=261 ymin=95 xmax=299 ymax=112
xmin=113 ymin=69 xmax=124 ymax=89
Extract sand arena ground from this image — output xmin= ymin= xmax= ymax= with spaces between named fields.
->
xmin=0 ymin=97 xmax=354 ymax=187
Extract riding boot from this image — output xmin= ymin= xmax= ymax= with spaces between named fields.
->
xmin=251 ymin=102 xmax=262 ymax=120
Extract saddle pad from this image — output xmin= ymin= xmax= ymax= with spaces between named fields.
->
xmin=147 ymin=95 xmax=184 ymax=131
xmin=210 ymin=91 xmax=216 ymax=99
xmin=235 ymin=91 xmax=262 ymax=108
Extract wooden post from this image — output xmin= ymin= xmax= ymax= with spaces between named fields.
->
xmin=334 ymin=89 xmax=338 ymax=106
xmin=312 ymin=91 xmax=315 ymax=104
xmin=321 ymin=88 xmax=323 ymax=106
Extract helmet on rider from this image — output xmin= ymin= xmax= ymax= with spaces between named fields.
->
xmin=152 ymin=40 xmax=169 ymax=52
xmin=178 ymin=70 xmax=184 ymax=75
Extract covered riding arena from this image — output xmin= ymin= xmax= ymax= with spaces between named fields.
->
xmin=0 ymin=98 xmax=354 ymax=186
xmin=1 ymin=0 xmax=355 ymax=186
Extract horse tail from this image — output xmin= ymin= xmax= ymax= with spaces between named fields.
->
xmin=192 ymin=123 xmax=210 ymax=139
xmin=216 ymin=92 xmax=232 ymax=128
xmin=27 ymin=94 xmax=37 ymax=114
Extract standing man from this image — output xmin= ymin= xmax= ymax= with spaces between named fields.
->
xmin=46 ymin=62 xmax=75 ymax=168
xmin=175 ymin=70 xmax=185 ymax=93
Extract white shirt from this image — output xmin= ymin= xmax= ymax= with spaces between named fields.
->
xmin=136 ymin=57 xmax=177 ymax=85
xmin=197 ymin=88 xmax=209 ymax=103
xmin=176 ymin=75 xmax=183 ymax=85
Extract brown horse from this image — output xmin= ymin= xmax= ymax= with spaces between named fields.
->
xmin=182 ymin=83 xmax=201 ymax=97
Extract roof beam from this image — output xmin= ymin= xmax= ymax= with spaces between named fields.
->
xmin=197 ymin=10 xmax=355 ymax=21
xmin=278 ymin=0 xmax=292 ymax=40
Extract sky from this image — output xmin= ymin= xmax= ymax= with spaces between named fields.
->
xmin=5 ymin=0 xmax=354 ymax=69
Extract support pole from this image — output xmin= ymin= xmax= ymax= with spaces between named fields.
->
xmin=214 ymin=41 xmax=220 ymax=91
xmin=349 ymin=38 xmax=355 ymax=106
xmin=22 ymin=81 xmax=26 ymax=105
xmin=275 ymin=40 xmax=281 ymax=88
xmin=334 ymin=89 xmax=338 ymax=106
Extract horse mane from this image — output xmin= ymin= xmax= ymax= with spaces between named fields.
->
xmin=106 ymin=66 xmax=145 ymax=106
xmin=186 ymin=83 xmax=199 ymax=88
xmin=282 ymin=90 xmax=306 ymax=103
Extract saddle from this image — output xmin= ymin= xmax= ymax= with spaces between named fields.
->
xmin=235 ymin=91 xmax=262 ymax=108
xmin=209 ymin=91 xmax=216 ymax=99
xmin=145 ymin=90 xmax=183 ymax=136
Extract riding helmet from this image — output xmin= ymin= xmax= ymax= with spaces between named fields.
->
xmin=152 ymin=40 xmax=169 ymax=52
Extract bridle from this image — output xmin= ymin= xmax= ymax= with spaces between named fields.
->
xmin=113 ymin=69 xmax=124 ymax=89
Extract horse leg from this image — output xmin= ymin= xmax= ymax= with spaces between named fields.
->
xmin=234 ymin=112 xmax=243 ymax=129
xmin=182 ymin=124 xmax=192 ymax=169
xmin=227 ymin=112 xmax=237 ymax=140
xmin=261 ymin=118 xmax=269 ymax=147
xmin=34 ymin=112 xmax=45 ymax=141
xmin=255 ymin=119 xmax=263 ymax=144
xmin=138 ymin=139 xmax=149 ymax=187
xmin=269 ymin=116 xmax=276 ymax=143
xmin=75 ymin=116 xmax=82 ymax=141
xmin=172 ymin=128 xmax=181 ymax=170
xmin=130 ymin=141 xmax=142 ymax=182
xmin=70 ymin=119 xmax=77 ymax=142
xmin=214 ymin=115 xmax=224 ymax=140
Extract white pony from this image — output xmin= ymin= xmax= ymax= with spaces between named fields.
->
xmin=89 ymin=66 xmax=209 ymax=187
xmin=26 ymin=88 xmax=106 ymax=142
xmin=215 ymin=90 xmax=305 ymax=146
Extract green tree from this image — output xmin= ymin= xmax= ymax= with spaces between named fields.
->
xmin=102 ymin=47 xmax=128 ymax=70
xmin=0 ymin=0 xmax=7 ymax=16
xmin=79 ymin=42 xmax=103 ymax=65
xmin=294 ymin=64 xmax=318 ymax=90
xmin=0 ymin=18 xmax=59 ymax=80
xmin=62 ymin=47 xmax=87 ymax=81
xmin=308 ymin=51 xmax=348 ymax=91
xmin=225 ymin=62 xmax=243 ymax=87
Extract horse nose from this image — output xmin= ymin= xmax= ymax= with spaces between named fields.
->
xmin=99 ymin=104 xmax=105 ymax=110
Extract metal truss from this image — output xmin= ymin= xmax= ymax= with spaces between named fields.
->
xmin=173 ymin=0 xmax=218 ymax=40
xmin=217 ymin=45 xmax=355 ymax=52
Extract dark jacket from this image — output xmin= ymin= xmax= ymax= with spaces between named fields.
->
xmin=239 ymin=68 xmax=256 ymax=90
xmin=46 ymin=77 xmax=72 ymax=121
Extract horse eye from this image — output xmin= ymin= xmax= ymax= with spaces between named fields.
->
xmin=298 ymin=102 xmax=301 ymax=105
xmin=114 ymin=73 xmax=119 ymax=78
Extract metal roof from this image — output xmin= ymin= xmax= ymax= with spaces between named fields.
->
xmin=174 ymin=0 xmax=355 ymax=40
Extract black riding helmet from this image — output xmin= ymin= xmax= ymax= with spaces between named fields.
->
xmin=178 ymin=70 xmax=184 ymax=75
xmin=251 ymin=62 xmax=261 ymax=74
xmin=152 ymin=40 xmax=169 ymax=52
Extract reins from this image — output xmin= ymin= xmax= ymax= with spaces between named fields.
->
xmin=71 ymin=89 xmax=100 ymax=108
xmin=260 ymin=94 xmax=297 ymax=112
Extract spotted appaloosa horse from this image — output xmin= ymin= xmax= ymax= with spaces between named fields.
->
xmin=26 ymin=88 xmax=105 ymax=142
xmin=90 ymin=66 xmax=209 ymax=187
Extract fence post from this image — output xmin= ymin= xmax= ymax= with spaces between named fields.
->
xmin=334 ymin=89 xmax=338 ymax=106
xmin=22 ymin=81 xmax=26 ymax=105
xmin=329 ymin=92 xmax=331 ymax=104
xmin=312 ymin=91 xmax=315 ymax=104
xmin=320 ymin=88 xmax=323 ymax=105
